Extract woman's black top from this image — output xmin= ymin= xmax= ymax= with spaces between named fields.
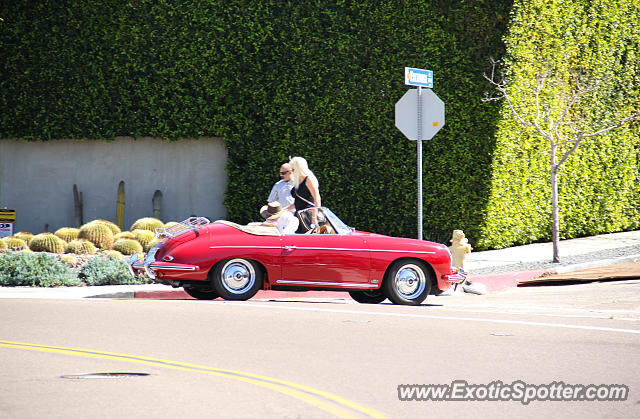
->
xmin=291 ymin=176 xmax=314 ymax=211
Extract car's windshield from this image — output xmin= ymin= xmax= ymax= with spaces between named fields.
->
xmin=297 ymin=207 xmax=351 ymax=235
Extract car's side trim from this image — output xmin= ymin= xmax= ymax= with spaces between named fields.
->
xmin=276 ymin=280 xmax=378 ymax=288
xmin=149 ymin=264 xmax=197 ymax=271
xmin=210 ymin=246 xmax=281 ymax=250
xmin=209 ymin=245 xmax=435 ymax=255
xmin=291 ymin=247 xmax=436 ymax=254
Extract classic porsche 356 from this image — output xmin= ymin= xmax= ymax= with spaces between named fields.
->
xmin=129 ymin=207 xmax=465 ymax=305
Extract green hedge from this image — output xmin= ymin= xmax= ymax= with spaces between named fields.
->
xmin=1 ymin=1 xmax=638 ymax=249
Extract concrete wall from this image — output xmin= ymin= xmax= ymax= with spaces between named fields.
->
xmin=0 ymin=137 xmax=227 ymax=234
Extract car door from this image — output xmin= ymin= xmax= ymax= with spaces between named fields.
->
xmin=279 ymin=232 xmax=373 ymax=288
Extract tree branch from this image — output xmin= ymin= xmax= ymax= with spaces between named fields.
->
xmin=581 ymin=111 xmax=640 ymax=139
xmin=555 ymin=112 xmax=640 ymax=168
xmin=556 ymin=136 xmax=584 ymax=168
xmin=482 ymin=59 xmax=539 ymax=131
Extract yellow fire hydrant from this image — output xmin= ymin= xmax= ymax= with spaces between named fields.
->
xmin=449 ymin=229 xmax=472 ymax=269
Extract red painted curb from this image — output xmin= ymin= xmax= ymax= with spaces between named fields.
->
xmin=469 ymin=269 xmax=553 ymax=291
xmin=134 ymin=289 xmax=351 ymax=300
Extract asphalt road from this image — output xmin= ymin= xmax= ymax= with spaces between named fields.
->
xmin=1 ymin=280 xmax=639 ymax=418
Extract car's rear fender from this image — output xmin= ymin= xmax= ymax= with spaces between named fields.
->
xmin=205 ymin=257 xmax=272 ymax=291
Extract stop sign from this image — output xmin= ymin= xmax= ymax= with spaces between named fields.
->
xmin=395 ymin=89 xmax=445 ymax=140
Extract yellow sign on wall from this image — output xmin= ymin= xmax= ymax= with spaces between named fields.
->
xmin=0 ymin=209 xmax=16 ymax=222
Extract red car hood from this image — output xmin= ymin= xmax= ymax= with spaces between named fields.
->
xmin=352 ymin=230 xmax=448 ymax=252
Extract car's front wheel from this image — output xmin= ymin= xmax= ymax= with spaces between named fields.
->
xmin=211 ymin=258 xmax=263 ymax=301
xmin=383 ymin=259 xmax=432 ymax=305
xmin=348 ymin=290 xmax=387 ymax=304
xmin=183 ymin=286 xmax=218 ymax=300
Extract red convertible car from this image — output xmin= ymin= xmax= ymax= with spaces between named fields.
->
xmin=130 ymin=207 xmax=465 ymax=305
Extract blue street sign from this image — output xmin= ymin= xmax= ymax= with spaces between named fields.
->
xmin=404 ymin=67 xmax=433 ymax=88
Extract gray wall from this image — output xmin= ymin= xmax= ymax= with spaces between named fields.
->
xmin=0 ymin=137 xmax=227 ymax=234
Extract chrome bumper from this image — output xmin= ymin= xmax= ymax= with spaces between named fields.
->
xmin=444 ymin=267 xmax=467 ymax=284
xmin=129 ymin=253 xmax=156 ymax=279
xmin=129 ymin=252 xmax=199 ymax=281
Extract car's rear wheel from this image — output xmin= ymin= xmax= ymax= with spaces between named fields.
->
xmin=383 ymin=259 xmax=432 ymax=305
xmin=211 ymin=258 xmax=263 ymax=301
xmin=183 ymin=286 xmax=218 ymax=300
xmin=348 ymin=290 xmax=387 ymax=304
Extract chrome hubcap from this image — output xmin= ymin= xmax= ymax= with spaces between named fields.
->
xmin=221 ymin=259 xmax=255 ymax=294
xmin=395 ymin=264 xmax=425 ymax=299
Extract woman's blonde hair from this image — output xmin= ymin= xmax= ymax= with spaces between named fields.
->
xmin=289 ymin=156 xmax=319 ymax=189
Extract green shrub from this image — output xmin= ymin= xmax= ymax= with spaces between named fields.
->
xmin=79 ymin=256 xmax=144 ymax=286
xmin=0 ymin=252 xmax=81 ymax=287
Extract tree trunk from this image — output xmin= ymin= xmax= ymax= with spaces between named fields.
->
xmin=550 ymin=140 xmax=560 ymax=263
xmin=551 ymin=165 xmax=560 ymax=263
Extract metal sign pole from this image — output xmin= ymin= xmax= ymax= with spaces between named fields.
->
xmin=395 ymin=67 xmax=444 ymax=241
xmin=417 ymin=86 xmax=423 ymax=240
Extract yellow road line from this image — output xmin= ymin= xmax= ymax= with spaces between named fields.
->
xmin=0 ymin=340 xmax=387 ymax=419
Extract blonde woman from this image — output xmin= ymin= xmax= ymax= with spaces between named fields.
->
xmin=287 ymin=156 xmax=321 ymax=210
xmin=287 ymin=157 xmax=321 ymax=232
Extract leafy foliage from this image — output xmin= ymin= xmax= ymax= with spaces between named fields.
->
xmin=0 ymin=252 xmax=81 ymax=287
xmin=79 ymin=255 xmax=143 ymax=286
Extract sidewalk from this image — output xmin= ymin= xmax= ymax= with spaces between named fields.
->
xmin=1 ymin=230 xmax=639 ymax=299
xmin=465 ymin=230 xmax=640 ymax=291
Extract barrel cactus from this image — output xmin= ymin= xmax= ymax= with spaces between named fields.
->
xmin=65 ymin=239 xmax=97 ymax=255
xmin=114 ymin=231 xmax=136 ymax=240
xmin=55 ymin=227 xmax=80 ymax=242
xmin=113 ymin=238 xmax=144 ymax=255
xmin=133 ymin=229 xmax=156 ymax=252
xmin=2 ymin=237 xmax=28 ymax=250
xmin=90 ymin=219 xmax=122 ymax=235
xmin=131 ymin=217 xmax=163 ymax=232
xmin=60 ymin=254 xmax=77 ymax=265
xmin=78 ymin=222 xmax=114 ymax=250
xmin=29 ymin=233 xmax=66 ymax=254
xmin=104 ymin=249 xmax=124 ymax=260
xmin=0 ymin=239 xmax=7 ymax=252
xmin=14 ymin=232 xmax=34 ymax=245
xmin=146 ymin=238 xmax=161 ymax=252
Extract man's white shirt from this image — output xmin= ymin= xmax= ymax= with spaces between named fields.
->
xmin=268 ymin=180 xmax=294 ymax=209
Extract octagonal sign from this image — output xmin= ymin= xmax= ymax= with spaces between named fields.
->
xmin=395 ymin=89 xmax=445 ymax=141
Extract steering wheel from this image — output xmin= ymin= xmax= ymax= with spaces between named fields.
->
xmin=309 ymin=225 xmax=329 ymax=234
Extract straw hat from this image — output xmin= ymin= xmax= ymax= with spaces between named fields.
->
xmin=260 ymin=201 xmax=285 ymax=220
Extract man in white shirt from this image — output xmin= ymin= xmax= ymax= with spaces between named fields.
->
xmin=260 ymin=201 xmax=299 ymax=234
xmin=268 ymin=163 xmax=294 ymax=210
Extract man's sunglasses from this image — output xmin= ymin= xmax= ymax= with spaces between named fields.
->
xmin=279 ymin=170 xmax=291 ymax=175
